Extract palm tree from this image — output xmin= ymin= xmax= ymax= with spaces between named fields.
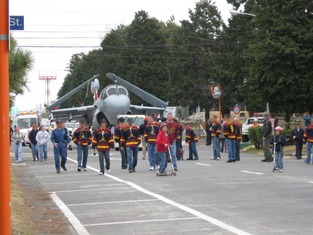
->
xmin=9 ymin=36 xmax=34 ymax=107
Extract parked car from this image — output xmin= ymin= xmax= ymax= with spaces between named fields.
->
xmin=242 ymin=117 xmax=264 ymax=142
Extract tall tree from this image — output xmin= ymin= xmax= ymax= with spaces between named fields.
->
xmin=9 ymin=36 xmax=34 ymax=107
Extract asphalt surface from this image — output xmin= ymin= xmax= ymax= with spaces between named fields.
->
xmin=11 ymin=143 xmax=313 ymax=235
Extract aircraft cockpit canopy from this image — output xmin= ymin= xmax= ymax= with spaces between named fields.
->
xmin=100 ymin=85 xmax=129 ymax=100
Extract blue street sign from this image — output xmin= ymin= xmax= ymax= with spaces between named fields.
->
xmin=10 ymin=16 xmax=24 ymax=30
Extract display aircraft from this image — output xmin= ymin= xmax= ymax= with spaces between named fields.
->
xmin=47 ymin=73 xmax=167 ymax=129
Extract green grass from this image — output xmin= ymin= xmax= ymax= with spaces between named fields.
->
xmin=11 ymin=168 xmax=33 ymax=235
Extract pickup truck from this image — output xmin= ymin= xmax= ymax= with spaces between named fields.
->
xmin=242 ymin=117 xmax=264 ymax=142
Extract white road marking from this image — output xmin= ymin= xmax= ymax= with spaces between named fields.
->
xmin=11 ymin=163 xmax=27 ymax=166
xmin=51 ymin=192 xmax=89 ymax=235
xmin=84 ymin=217 xmax=198 ymax=227
xmin=67 ymin=199 xmax=159 ymax=207
xmin=195 ymin=163 xmax=211 ymax=167
xmin=241 ymin=170 xmax=264 ymax=175
xmin=54 ymin=187 xmax=132 ymax=193
xmin=67 ymin=157 xmax=252 ymax=235
xmin=79 ymin=183 xmax=122 ymax=188
xmin=42 ymin=179 xmax=114 ymax=185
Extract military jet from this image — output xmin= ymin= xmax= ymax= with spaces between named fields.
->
xmin=47 ymin=73 xmax=167 ymax=129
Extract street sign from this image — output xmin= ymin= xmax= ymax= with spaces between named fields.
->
xmin=10 ymin=16 xmax=24 ymax=30
xmin=233 ymin=105 xmax=240 ymax=114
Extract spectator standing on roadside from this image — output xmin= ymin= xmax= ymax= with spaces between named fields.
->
xmin=11 ymin=126 xmax=24 ymax=163
xmin=261 ymin=112 xmax=273 ymax=162
xmin=271 ymin=126 xmax=286 ymax=172
xmin=139 ymin=117 xmax=148 ymax=160
xmin=251 ymin=118 xmax=260 ymax=128
xmin=304 ymin=119 xmax=313 ymax=164
xmin=303 ymin=113 xmax=312 ymax=127
xmin=36 ymin=125 xmax=50 ymax=162
xmin=205 ymin=119 xmax=212 ymax=146
xmin=234 ymin=118 xmax=242 ymax=161
xmin=291 ymin=123 xmax=304 ymax=160
xmin=28 ymin=122 xmax=39 ymax=161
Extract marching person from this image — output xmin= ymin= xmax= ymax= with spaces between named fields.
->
xmin=174 ymin=118 xmax=183 ymax=161
xmin=261 ymin=112 xmax=273 ymax=162
xmin=120 ymin=118 xmax=141 ymax=173
xmin=224 ymin=115 xmax=237 ymax=163
xmin=139 ymin=116 xmax=148 ymax=160
xmin=156 ymin=123 xmax=170 ymax=176
xmin=36 ymin=125 xmax=50 ymax=162
xmin=271 ymin=126 xmax=286 ymax=172
xmin=205 ymin=119 xmax=212 ymax=146
xmin=234 ymin=118 xmax=242 ymax=161
xmin=73 ymin=120 xmax=93 ymax=172
xmin=166 ymin=113 xmax=179 ymax=171
xmin=11 ymin=126 xmax=24 ymax=163
xmin=144 ymin=115 xmax=160 ymax=171
xmin=304 ymin=119 xmax=313 ymax=164
xmin=51 ymin=120 xmax=71 ymax=174
xmin=185 ymin=124 xmax=199 ymax=160
xmin=114 ymin=117 xmax=128 ymax=169
xmin=210 ymin=115 xmax=221 ymax=160
xmin=92 ymin=119 xmax=114 ymax=175
xmin=220 ymin=120 xmax=226 ymax=153
xmin=291 ymin=123 xmax=304 ymax=160
xmin=28 ymin=122 xmax=39 ymax=161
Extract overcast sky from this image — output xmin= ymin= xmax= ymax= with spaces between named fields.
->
xmin=10 ymin=0 xmax=233 ymax=111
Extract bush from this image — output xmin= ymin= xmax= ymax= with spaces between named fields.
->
xmin=248 ymin=126 xmax=263 ymax=149
xmin=282 ymin=128 xmax=293 ymax=146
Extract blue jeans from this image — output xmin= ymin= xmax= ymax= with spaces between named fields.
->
xmin=147 ymin=143 xmax=157 ymax=168
xmin=169 ymin=141 xmax=177 ymax=168
xmin=213 ymin=136 xmax=220 ymax=159
xmin=54 ymin=143 xmax=67 ymax=172
xmin=126 ymin=146 xmax=139 ymax=170
xmin=227 ymin=139 xmax=236 ymax=161
xmin=30 ymin=143 xmax=38 ymax=160
xmin=77 ymin=144 xmax=89 ymax=168
xmin=120 ymin=148 xmax=127 ymax=169
xmin=188 ymin=141 xmax=199 ymax=159
xmin=220 ymin=138 xmax=226 ymax=152
xmin=98 ymin=151 xmax=110 ymax=173
xmin=306 ymin=142 xmax=313 ymax=164
xmin=15 ymin=142 xmax=22 ymax=162
xmin=176 ymin=140 xmax=182 ymax=160
xmin=158 ymin=152 xmax=167 ymax=173
xmin=38 ymin=144 xmax=48 ymax=161
xmin=235 ymin=140 xmax=240 ymax=161
xmin=274 ymin=151 xmax=284 ymax=169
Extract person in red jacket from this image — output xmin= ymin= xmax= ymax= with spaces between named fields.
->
xmin=72 ymin=120 xmax=92 ymax=172
xmin=120 ymin=118 xmax=141 ymax=173
xmin=157 ymin=123 xmax=170 ymax=175
xmin=92 ymin=119 xmax=114 ymax=175
xmin=166 ymin=113 xmax=179 ymax=171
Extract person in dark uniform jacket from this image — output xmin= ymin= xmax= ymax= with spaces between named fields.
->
xmin=28 ymin=122 xmax=39 ymax=161
xmin=205 ymin=119 xmax=212 ymax=146
xmin=291 ymin=123 xmax=304 ymax=159
xmin=261 ymin=112 xmax=273 ymax=162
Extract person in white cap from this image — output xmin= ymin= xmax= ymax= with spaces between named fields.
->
xmin=271 ymin=126 xmax=286 ymax=172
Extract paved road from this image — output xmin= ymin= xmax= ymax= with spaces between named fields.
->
xmin=12 ymin=144 xmax=313 ymax=235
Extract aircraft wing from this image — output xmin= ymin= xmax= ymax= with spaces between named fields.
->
xmin=130 ymin=105 xmax=166 ymax=111
xmin=106 ymin=73 xmax=167 ymax=108
xmin=49 ymin=105 xmax=96 ymax=122
xmin=48 ymin=74 xmax=100 ymax=110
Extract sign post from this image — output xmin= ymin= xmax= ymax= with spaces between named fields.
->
xmin=0 ymin=0 xmax=12 ymax=234
xmin=233 ymin=105 xmax=240 ymax=115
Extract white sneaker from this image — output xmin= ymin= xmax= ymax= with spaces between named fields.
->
xmin=107 ymin=169 xmax=111 ymax=173
xmin=217 ymin=157 xmax=221 ymax=160
xmin=210 ymin=157 xmax=216 ymax=160
xmin=99 ymin=172 xmax=104 ymax=175
xmin=150 ymin=166 xmax=155 ymax=171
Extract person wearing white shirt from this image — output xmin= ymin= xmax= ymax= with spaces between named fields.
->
xmin=11 ymin=126 xmax=25 ymax=163
xmin=36 ymin=125 xmax=50 ymax=162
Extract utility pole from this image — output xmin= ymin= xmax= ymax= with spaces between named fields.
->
xmin=0 ymin=0 xmax=12 ymax=234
